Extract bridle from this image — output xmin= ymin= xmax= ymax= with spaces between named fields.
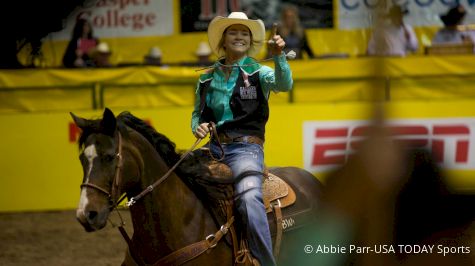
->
xmin=80 ymin=131 xmax=125 ymax=210
xmin=78 ymin=125 xmax=203 ymax=209
xmin=78 ymin=124 xmax=233 ymax=266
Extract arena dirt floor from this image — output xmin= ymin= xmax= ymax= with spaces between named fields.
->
xmin=2 ymin=210 xmax=475 ymax=266
xmin=0 ymin=209 xmax=132 ymax=266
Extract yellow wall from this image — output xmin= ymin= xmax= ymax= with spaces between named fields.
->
xmin=1 ymin=100 xmax=475 ymax=212
xmin=3 ymin=56 xmax=475 ymax=113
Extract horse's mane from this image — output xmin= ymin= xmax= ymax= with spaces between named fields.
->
xmin=118 ymin=111 xmax=234 ymax=231
xmin=117 ymin=112 xmax=181 ymax=167
xmin=116 ymin=111 xmax=210 ymax=180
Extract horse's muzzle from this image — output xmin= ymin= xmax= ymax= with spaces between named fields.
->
xmin=76 ymin=208 xmax=109 ymax=232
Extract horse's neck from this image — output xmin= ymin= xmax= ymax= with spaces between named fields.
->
xmin=126 ymin=132 xmax=215 ymax=262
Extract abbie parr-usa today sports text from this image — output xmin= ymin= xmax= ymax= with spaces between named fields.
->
xmin=308 ymin=244 xmax=470 ymax=256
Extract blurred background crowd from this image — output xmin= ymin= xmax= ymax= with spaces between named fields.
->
xmin=1 ymin=0 xmax=474 ymax=69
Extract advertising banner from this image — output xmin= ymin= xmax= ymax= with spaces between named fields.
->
xmin=49 ymin=0 xmax=174 ymax=40
xmin=339 ymin=0 xmax=475 ymax=29
xmin=180 ymin=0 xmax=333 ymax=32
xmin=304 ymin=118 xmax=475 ymax=172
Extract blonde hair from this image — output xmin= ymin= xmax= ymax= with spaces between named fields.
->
xmin=279 ymin=4 xmax=304 ymax=39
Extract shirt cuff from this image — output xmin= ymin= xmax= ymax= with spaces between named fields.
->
xmin=273 ymin=52 xmax=289 ymax=70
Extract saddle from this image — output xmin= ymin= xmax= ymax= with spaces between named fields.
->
xmin=173 ymin=146 xmax=320 ymax=266
xmin=202 ymin=158 xmax=296 ymax=265
xmin=207 ymin=160 xmax=296 ymax=212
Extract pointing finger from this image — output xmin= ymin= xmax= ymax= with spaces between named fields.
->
xmin=268 ymin=23 xmax=278 ymax=44
xmin=271 ymin=23 xmax=278 ymax=37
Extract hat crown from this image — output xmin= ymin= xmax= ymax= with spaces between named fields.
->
xmin=148 ymin=47 xmax=162 ymax=58
xmin=227 ymin=12 xmax=249 ymax=20
xmin=96 ymin=43 xmax=110 ymax=53
xmin=196 ymin=42 xmax=211 ymax=56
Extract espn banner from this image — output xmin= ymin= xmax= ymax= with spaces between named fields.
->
xmin=304 ymin=118 xmax=475 ymax=172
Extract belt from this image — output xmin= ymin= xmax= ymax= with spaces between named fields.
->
xmin=217 ymin=134 xmax=264 ymax=146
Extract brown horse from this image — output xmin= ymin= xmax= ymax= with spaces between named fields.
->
xmin=71 ymin=108 xmax=322 ymax=266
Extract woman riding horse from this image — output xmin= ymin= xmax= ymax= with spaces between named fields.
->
xmin=191 ymin=12 xmax=292 ymax=266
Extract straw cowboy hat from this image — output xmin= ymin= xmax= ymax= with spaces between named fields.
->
xmin=195 ymin=41 xmax=212 ymax=56
xmin=207 ymin=12 xmax=265 ymax=57
xmin=90 ymin=42 xmax=111 ymax=56
xmin=145 ymin=46 xmax=162 ymax=59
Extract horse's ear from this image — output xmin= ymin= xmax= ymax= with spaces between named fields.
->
xmin=101 ymin=107 xmax=117 ymax=136
xmin=70 ymin=112 xmax=88 ymax=129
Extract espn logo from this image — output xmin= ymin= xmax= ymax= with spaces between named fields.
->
xmin=303 ymin=119 xmax=475 ymax=172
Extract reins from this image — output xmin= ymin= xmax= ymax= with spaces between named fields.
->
xmin=194 ymin=50 xmax=297 ymax=72
xmin=80 ymin=122 xmax=224 ymax=214
xmin=126 ymin=121 xmax=223 ymax=207
xmin=126 ymin=137 xmax=203 ymax=206
xmin=207 ymin=122 xmax=225 ymax=161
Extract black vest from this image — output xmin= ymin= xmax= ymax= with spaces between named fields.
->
xmin=198 ymin=64 xmax=269 ymax=140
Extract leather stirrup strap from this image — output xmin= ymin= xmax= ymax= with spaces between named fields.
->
xmin=272 ymin=203 xmax=283 ymax=259
xmin=153 ymin=216 xmax=235 ymax=266
xmin=235 ymin=239 xmax=256 ymax=265
xmin=207 ymin=121 xmax=225 ymax=161
xmin=225 ymin=201 xmax=240 ymax=259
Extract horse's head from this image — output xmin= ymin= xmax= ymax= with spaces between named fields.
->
xmin=71 ymin=108 xmax=124 ymax=232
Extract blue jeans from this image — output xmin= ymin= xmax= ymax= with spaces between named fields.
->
xmin=210 ymin=141 xmax=276 ymax=266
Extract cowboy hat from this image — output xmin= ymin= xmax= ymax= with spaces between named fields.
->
xmin=145 ymin=46 xmax=162 ymax=59
xmin=207 ymin=12 xmax=265 ymax=57
xmin=90 ymin=42 xmax=111 ymax=56
xmin=195 ymin=41 xmax=212 ymax=56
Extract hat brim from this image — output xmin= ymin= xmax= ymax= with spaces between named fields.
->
xmin=144 ymin=55 xmax=160 ymax=59
xmin=207 ymin=16 xmax=265 ymax=57
xmin=89 ymin=49 xmax=111 ymax=57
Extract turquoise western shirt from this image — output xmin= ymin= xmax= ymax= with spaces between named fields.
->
xmin=191 ymin=53 xmax=293 ymax=133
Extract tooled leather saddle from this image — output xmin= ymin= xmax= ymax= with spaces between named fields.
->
xmin=207 ymin=159 xmax=296 ymax=212
xmin=183 ymin=148 xmax=296 ymax=265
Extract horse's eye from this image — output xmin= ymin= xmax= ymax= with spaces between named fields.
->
xmin=79 ymin=154 xmax=87 ymax=165
xmin=102 ymin=154 xmax=115 ymax=162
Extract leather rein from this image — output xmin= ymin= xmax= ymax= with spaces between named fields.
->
xmin=127 ymin=121 xmax=223 ymax=207
xmin=80 ymin=124 xmax=233 ymax=266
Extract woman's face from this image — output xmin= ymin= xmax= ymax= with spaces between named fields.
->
xmin=223 ymin=24 xmax=251 ymax=57
xmin=283 ymin=9 xmax=297 ymax=27
xmin=82 ymin=22 xmax=91 ymax=37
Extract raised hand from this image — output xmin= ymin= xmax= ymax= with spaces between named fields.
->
xmin=267 ymin=23 xmax=285 ymax=56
